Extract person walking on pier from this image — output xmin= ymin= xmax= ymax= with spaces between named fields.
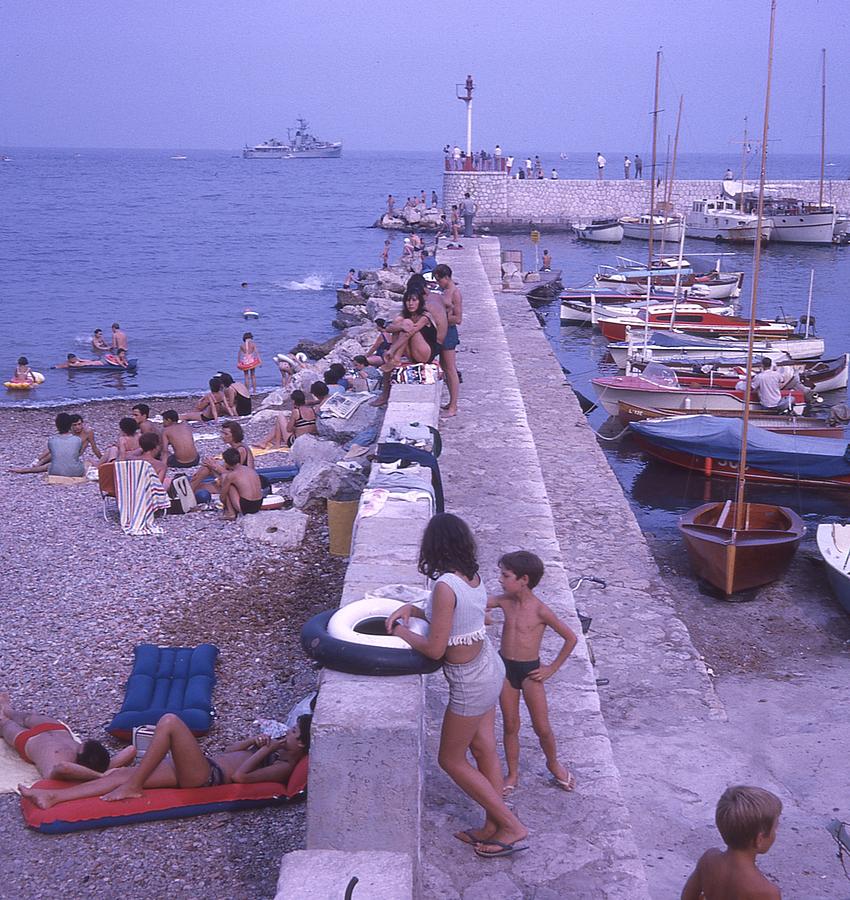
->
xmin=386 ymin=514 xmax=529 ymax=859
xmin=460 ymin=192 xmax=476 ymax=238
xmin=596 ymin=152 xmax=606 ymax=180
xmin=624 ymin=155 xmax=631 ymax=179
xmin=635 ymin=154 xmax=643 ymax=178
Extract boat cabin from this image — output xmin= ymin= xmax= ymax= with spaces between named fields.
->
xmin=691 ymin=198 xmax=737 ymax=215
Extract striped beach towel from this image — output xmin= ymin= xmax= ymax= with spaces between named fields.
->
xmin=113 ymin=460 xmax=171 ymax=536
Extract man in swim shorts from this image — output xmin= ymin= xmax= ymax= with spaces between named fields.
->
xmin=160 ymin=410 xmax=200 ymax=468
xmin=20 ymin=713 xmax=311 ymax=808
xmin=220 ymin=447 xmax=263 ymax=520
xmin=110 ymin=323 xmax=128 ymax=351
xmin=0 ymin=692 xmax=134 ymax=781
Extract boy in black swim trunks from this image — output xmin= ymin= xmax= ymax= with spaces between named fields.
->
xmin=488 ymin=551 xmax=578 ymax=796
xmin=219 ymin=446 xmax=263 ymax=520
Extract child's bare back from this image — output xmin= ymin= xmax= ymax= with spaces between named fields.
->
xmin=682 ymin=847 xmax=780 ymax=900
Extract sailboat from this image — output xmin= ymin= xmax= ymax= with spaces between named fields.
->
xmin=677 ymin=0 xmax=805 ymax=597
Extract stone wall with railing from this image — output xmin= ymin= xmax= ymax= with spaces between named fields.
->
xmin=442 ymin=172 xmax=850 ymax=227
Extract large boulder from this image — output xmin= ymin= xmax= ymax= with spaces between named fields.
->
xmin=316 ymin=401 xmax=382 ymax=444
xmin=290 ymin=460 xmax=367 ymax=509
xmin=288 ymin=434 xmax=344 ymax=467
xmin=402 ymin=208 xmax=421 ymax=225
xmin=333 ymin=306 xmax=369 ymax=330
xmin=335 ymin=288 xmax=365 ymax=309
xmin=376 ymin=271 xmax=407 ymax=295
xmin=241 ymin=509 xmax=309 ymax=549
xmin=290 ymin=335 xmax=344 ymax=360
xmin=366 ymin=296 xmax=402 ymax=322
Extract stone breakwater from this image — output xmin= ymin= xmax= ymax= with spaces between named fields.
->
xmin=442 ymin=171 xmax=850 ymax=229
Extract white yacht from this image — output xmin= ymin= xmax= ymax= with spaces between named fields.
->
xmin=766 ymin=199 xmax=836 ymax=244
xmin=685 ymin=197 xmax=769 ymax=242
xmin=618 ymin=213 xmax=685 ymax=242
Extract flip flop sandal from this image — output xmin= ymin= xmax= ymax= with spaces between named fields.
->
xmin=474 ymin=839 xmax=529 ymax=859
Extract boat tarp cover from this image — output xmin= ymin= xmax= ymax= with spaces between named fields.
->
xmin=630 ymin=415 xmax=850 ymax=477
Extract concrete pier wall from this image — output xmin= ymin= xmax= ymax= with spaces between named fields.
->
xmin=443 ymin=171 xmax=850 ymax=226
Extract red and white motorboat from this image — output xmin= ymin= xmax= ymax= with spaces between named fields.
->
xmin=598 ymin=309 xmax=796 ymax=343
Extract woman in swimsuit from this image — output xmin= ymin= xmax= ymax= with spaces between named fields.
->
xmin=237 ymin=332 xmax=261 ymax=394
xmin=386 ymin=514 xmax=529 ymax=860
xmin=382 ymin=290 xmax=440 ymax=370
xmin=181 ymin=377 xmax=235 ymax=423
xmin=20 ymin=713 xmax=311 ymax=808
xmin=218 ymin=371 xmax=252 ymax=417
xmin=258 ymin=389 xmax=317 ymax=450
xmin=190 ymin=421 xmax=255 ymax=492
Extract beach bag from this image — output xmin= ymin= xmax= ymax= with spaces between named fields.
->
xmin=168 ymin=473 xmax=197 ymax=514
xmin=390 ymin=363 xmax=442 ymax=385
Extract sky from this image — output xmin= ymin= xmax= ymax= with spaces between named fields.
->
xmin=2 ymin=0 xmax=848 ymax=154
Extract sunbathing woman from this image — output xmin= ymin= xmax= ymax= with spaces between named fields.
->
xmin=190 ymin=421 xmax=255 ymax=492
xmin=98 ymin=417 xmax=141 ymax=465
xmin=217 ymin=371 xmax=252 ymax=417
xmin=20 ymin=712 xmax=311 ymax=809
xmin=259 ymin=389 xmax=317 ymax=449
xmin=181 ymin=377 xmax=235 ymax=423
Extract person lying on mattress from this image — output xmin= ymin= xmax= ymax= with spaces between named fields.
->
xmin=19 ymin=712 xmax=311 ymax=809
xmin=0 ymin=693 xmax=135 ymax=781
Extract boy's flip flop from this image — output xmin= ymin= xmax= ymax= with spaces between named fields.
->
xmin=552 ymin=771 xmax=576 ymax=792
xmin=454 ymin=829 xmax=485 ymax=846
xmin=474 ymin=839 xmax=529 ymax=859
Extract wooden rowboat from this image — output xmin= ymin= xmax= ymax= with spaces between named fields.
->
xmin=679 ymin=501 xmax=805 ymax=596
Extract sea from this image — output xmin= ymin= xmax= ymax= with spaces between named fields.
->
xmin=3 ymin=147 xmax=849 ymax=532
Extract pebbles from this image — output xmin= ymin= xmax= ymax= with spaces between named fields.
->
xmin=0 ymin=396 xmax=348 ymax=898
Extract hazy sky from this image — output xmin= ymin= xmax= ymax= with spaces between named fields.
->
xmin=2 ymin=0 xmax=848 ymax=154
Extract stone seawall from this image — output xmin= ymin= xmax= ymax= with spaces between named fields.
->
xmin=443 ymin=171 xmax=850 ymax=227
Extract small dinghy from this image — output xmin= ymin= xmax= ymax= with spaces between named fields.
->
xmin=816 ymin=523 xmax=850 ymax=615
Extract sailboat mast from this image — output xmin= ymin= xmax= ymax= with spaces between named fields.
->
xmin=739 ymin=117 xmax=748 ymax=213
xmin=660 ymin=96 xmax=683 ymax=260
xmin=819 ymin=47 xmax=826 ymax=207
xmin=734 ymin=0 xmax=777 ymax=530
xmin=647 ymin=48 xmax=661 ymax=268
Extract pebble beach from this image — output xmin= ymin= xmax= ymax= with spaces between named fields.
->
xmin=0 ymin=396 xmax=347 ymax=899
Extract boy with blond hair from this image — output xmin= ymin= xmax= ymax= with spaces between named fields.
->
xmin=488 ymin=550 xmax=578 ymax=794
xmin=682 ymin=785 xmax=782 ymax=899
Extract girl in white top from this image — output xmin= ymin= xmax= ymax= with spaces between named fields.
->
xmin=386 ymin=513 xmax=528 ymax=860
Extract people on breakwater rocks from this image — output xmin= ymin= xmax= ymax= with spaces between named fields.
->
xmin=91 ymin=329 xmax=109 ymax=352
xmin=110 ymin=323 xmax=128 ymax=352
xmin=19 ymin=714 xmax=311 ymax=806
xmin=596 ymin=152 xmax=606 ymax=180
xmin=381 ymin=239 xmax=390 ymax=268
xmin=431 ymin=189 xmax=439 ymax=207
xmin=624 ymin=155 xmax=631 ymax=179
xmin=635 ymin=154 xmax=643 ymax=178
xmin=434 ymin=264 xmax=462 ymax=418
xmin=342 ymin=269 xmax=359 ymax=290
xmin=681 ymin=786 xmax=782 ymax=900
xmin=489 ymin=551 xmax=578 ymax=795
xmin=160 ymin=410 xmax=200 ymax=468
xmin=386 ymin=514 xmax=529 ymax=860
xmin=238 ymin=332 xmax=262 ymax=394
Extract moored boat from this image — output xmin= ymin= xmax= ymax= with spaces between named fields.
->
xmin=619 ymin=213 xmax=685 ymax=242
xmin=598 ymin=310 xmax=795 ymax=343
xmin=816 ymin=523 xmax=850 ymax=614
xmin=574 ymin=218 xmax=624 ymax=242
xmin=628 ymin=415 xmax=850 ymax=490
xmin=685 ymin=197 xmax=770 ymax=242
xmin=679 ymin=501 xmax=805 ymax=596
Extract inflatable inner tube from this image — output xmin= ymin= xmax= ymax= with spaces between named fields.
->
xmin=301 ymin=597 xmax=441 ymax=677
xmin=5 ymin=372 xmax=45 ymax=389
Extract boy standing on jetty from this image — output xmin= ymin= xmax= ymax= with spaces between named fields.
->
xmin=488 ymin=551 xmax=578 ymax=794
xmin=682 ymin=785 xmax=782 ymax=900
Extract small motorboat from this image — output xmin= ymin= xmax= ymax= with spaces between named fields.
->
xmin=560 ymin=290 xmax=673 ymax=325
xmin=618 ymin=213 xmax=685 ymax=242
xmin=616 ymin=401 xmax=843 ymax=437
xmin=816 ymin=523 xmax=850 ymax=614
xmin=679 ymin=501 xmax=805 ymax=596
xmin=574 ymin=218 xmax=624 ymax=243
xmin=598 ymin=310 xmax=796 ymax=343
xmin=523 ymin=270 xmax=563 ymax=303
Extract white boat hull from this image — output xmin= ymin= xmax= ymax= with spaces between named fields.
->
xmin=593 ymin=383 xmax=748 ymax=416
xmin=816 ymin=523 xmax=850 ymax=615
xmin=619 ymin=219 xmax=685 ymax=242
xmin=609 ymin=336 xmax=826 ymax=368
xmin=576 ymin=223 xmax=624 ymax=242
xmin=686 ymin=219 xmax=771 ymax=242
xmin=769 ymin=212 xmax=836 ymax=244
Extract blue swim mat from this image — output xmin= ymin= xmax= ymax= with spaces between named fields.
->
xmin=107 ymin=643 xmax=219 ymax=740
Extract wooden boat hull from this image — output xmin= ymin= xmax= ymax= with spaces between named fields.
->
xmin=630 ymin=433 xmax=850 ymax=490
xmin=816 ymin=523 xmax=850 ymax=614
xmin=616 ymin=401 xmax=845 ymax=437
xmin=575 ymin=222 xmax=624 ymax=242
xmin=679 ymin=502 xmax=805 ymax=595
